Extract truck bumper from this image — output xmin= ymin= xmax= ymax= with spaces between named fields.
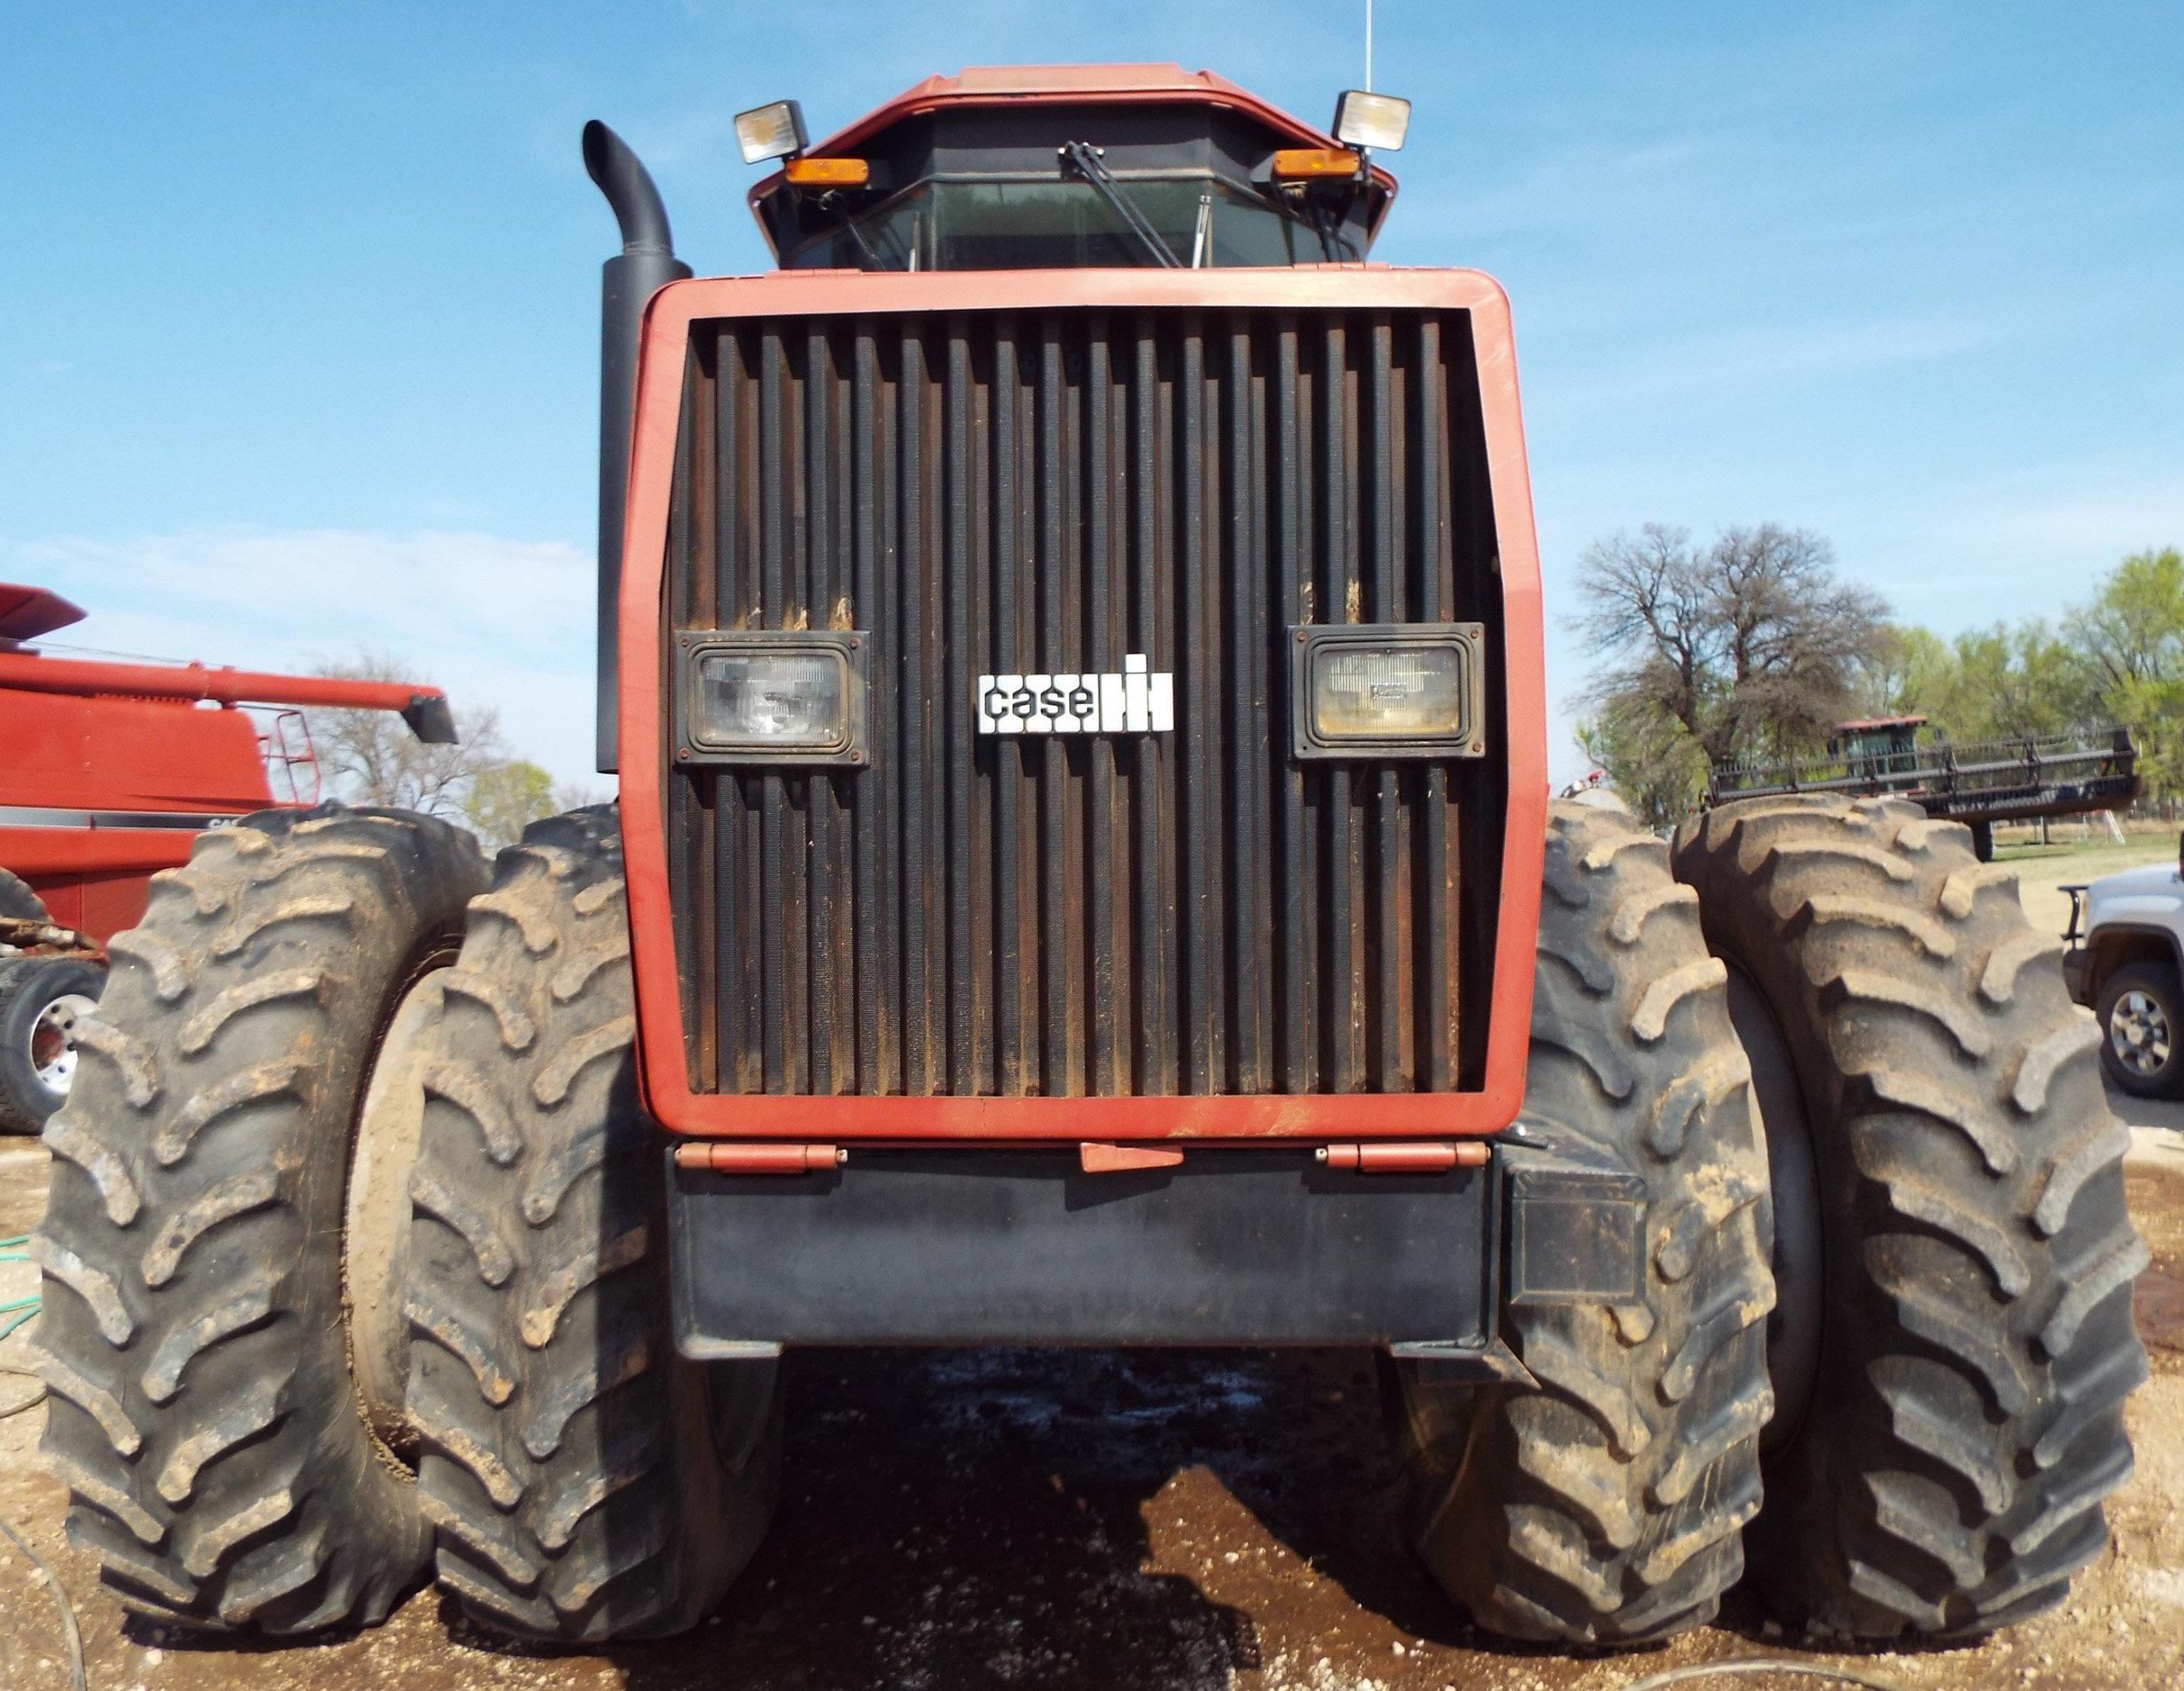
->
xmin=666 ymin=1148 xmax=1523 ymax=1365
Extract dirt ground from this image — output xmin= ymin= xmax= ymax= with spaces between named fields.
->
xmin=0 ymin=1119 xmax=2180 ymax=1691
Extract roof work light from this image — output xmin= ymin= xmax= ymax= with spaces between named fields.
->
xmin=735 ymin=100 xmax=810 ymax=164
xmin=1330 ymin=89 xmax=1410 ymax=151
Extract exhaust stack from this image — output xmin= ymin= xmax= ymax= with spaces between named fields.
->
xmin=584 ymin=121 xmax=692 ymax=773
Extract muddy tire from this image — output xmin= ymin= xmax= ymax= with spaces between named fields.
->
xmin=1395 ymin=800 xmax=1776 ymax=1644
xmin=1674 ymin=796 xmax=2148 ymax=1640
xmin=32 ymin=806 xmax=486 ymax=1632
xmin=0 ymin=866 xmax=47 ymax=923
xmin=0 ymin=955 xmax=104 ymax=1135
xmin=406 ymin=807 xmax=781 ymax=1641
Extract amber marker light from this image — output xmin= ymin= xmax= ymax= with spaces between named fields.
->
xmin=784 ymin=156 xmax=871 ymax=188
xmin=1271 ymin=147 xmax=1364 ymax=179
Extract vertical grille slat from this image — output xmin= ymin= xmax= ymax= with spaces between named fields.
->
xmin=1129 ymin=328 xmax=1171 ymax=1094
xmin=804 ymin=325 xmax=838 ymax=1093
xmin=673 ymin=304 xmax=1502 ymax=1103
xmin=945 ymin=325 xmax=978 ymax=1094
xmin=1085 ymin=327 xmax=1120 ymax=1096
xmin=1417 ymin=316 xmax=1454 ymax=1092
xmin=1226 ymin=322 xmax=1264 ymax=1090
xmin=1319 ymin=318 xmax=1357 ymax=1093
xmin=1038 ymin=328 xmax=1070 ymax=1095
xmin=1369 ymin=317 xmax=1404 ymax=1091
xmin=897 ymin=331 xmax=934 ymax=1094
xmin=1273 ymin=321 xmax=1313 ymax=1092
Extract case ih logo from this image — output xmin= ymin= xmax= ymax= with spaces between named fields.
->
xmin=977 ymin=655 xmax=1174 ymax=736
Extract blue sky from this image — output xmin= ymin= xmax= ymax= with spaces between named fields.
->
xmin=5 ymin=2 xmax=2179 ymax=787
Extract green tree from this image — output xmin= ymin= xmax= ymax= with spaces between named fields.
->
xmin=464 ymin=759 xmax=557 ymax=854
xmin=1852 ymin=624 xmax=1955 ymax=721
xmin=1866 ymin=547 xmax=2181 ymax=802
xmin=2068 ymin=547 xmax=2184 ymax=798
xmin=1573 ymin=696 xmax=1710 ymax=829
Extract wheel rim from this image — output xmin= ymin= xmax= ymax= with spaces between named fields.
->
xmin=1723 ymin=966 xmax=1824 ymax=1455
xmin=2108 ymin=989 xmax=2171 ymax=1076
xmin=29 ymin=991 xmax=98 ymax=1095
xmin=343 ymin=961 xmax=453 ymax=1466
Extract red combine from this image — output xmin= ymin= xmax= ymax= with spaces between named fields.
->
xmin=0 ymin=581 xmax=454 ymax=1130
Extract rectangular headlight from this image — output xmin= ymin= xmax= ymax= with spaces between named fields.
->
xmin=675 ymin=629 xmax=867 ymax=766
xmin=1291 ymin=623 xmax=1485 ymax=760
xmin=734 ymin=100 xmax=810 ymax=165
xmin=1331 ymin=89 xmax=1411 ymax=152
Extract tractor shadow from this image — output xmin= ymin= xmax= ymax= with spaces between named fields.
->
xmin=448 ymin=1345 xmax=1466 ymax=1689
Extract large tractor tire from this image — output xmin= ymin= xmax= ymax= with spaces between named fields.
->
xmin=0 ymin=866 xmax=47 ymax=923
xmin=406 ymin=807 xmax=781 ymax=1641
xmin=1393 ymin=800 xmax=1776 ymax=1644
xmin=33 ymin=806 xmax=486 ymax=1632
xmin=1674 ymin=796 xmax=2148 ymax=1640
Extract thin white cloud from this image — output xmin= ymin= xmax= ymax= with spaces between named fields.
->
xmin=6 ymin=527 xmax=601 ymax=787
xmin=1544 ymin=310 xmax=2013 ymax=415
xmin=1408 ymin=136 xmax=1722 ymax=240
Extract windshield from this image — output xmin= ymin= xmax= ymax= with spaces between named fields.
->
xmin=783 ymin=176 xmax=1339 ymax=270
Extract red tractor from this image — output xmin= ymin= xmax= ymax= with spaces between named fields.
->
xmin=0 ymin=581 xmax=454 ymax=1132
xmin=36 ymin=66 xmax=2143 ymax=1650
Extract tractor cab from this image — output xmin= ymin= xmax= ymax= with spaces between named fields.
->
xmin=740 ymin=65 xmax=1403 ymax=270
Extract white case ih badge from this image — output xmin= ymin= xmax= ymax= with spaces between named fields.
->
xmin=978 ymin=655 xmax=1174 ymax=736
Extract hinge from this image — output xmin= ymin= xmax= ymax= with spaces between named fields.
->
xmin=1317 ymin=1141 xmax=1489 ymax=1174
xmin=672 ymin=1143 xmax=844 ymax=1175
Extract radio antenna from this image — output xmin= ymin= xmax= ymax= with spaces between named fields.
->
xmin=1365 ymin=0 xmax=1374 ymax=90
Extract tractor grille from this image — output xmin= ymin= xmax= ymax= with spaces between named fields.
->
xmin=662 ymin=304 xmax=1509 ymax=1099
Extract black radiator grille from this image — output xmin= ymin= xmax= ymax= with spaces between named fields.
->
xmin=663 ymin=305 xmax=1509 ymax=1099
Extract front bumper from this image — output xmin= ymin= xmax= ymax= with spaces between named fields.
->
xmin=667 ymin=1147 xmax=1505 ymax=1356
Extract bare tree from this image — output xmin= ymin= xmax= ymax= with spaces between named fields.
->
xmin=306 ymin=651 xmax=510 ymax=819
xmin=1574 ymin=522 xmax=1889 ymax=771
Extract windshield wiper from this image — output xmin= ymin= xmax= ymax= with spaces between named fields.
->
xmin=811 ymin=193 xmax=902 ymax=271
xmin=1060 ymin=141 xmax=1181 ymax=268
xmin=1254 ymin=185 xmax=1359 ymax=263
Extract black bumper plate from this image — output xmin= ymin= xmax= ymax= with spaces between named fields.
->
xmin=666 ymin=1150 xmax=1498 ymax=1352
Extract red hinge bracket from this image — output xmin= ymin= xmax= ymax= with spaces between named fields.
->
xmin=1318 ymin=1141 xmax=1489 ymax=1174
xmin=672 ymin=1143 xmax=845 ymax=1175
xmin=1080 ymin=1142 xmax=1186 ymax=1174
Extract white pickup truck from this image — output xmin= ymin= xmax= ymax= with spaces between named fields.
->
xmin=2063 ymin=835 xmax=2184 ymax=1097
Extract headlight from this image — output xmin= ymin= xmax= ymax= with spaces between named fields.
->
xmin=675 ymin=630 xmax=867 ymax=766
xmin=1291 ymin=623 xmax=1485 ymax=760
xmin=734 ymin=100 xmax=810 ymax=166
xmin=1330 ymin=89 xmax=1411 ymax=152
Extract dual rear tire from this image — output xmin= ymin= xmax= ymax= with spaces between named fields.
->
xmin=33 ymin=803 xmax=778 ymax=1639
xmin=1398 ymin=796 xmax=2145 ymax=1646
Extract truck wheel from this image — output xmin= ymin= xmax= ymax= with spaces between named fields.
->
xmin=406 ymin=807 xmax=781 ymax=1641
xmin=0 ymin=956 xmax=104 ymax=1134
xmin=2095 ymin=960 xmax=2184 ymax=1099
xmin=1393 ymin=800 xmax=1775 ymax=1644
xmin=32 ymin=805 xmax=487 ymax=1632
xmin=1674 ymin=796 xmax=2148 ymax=1639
